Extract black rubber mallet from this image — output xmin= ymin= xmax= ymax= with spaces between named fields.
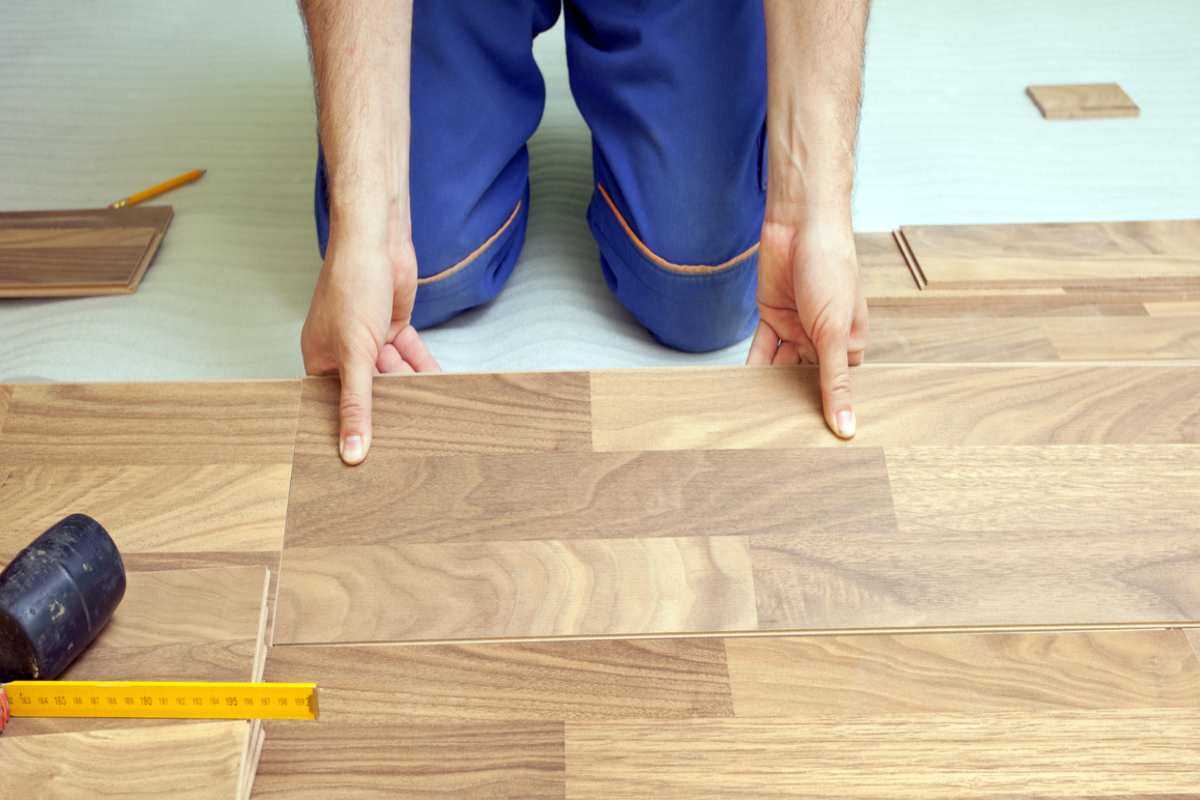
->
xmin=0 ymin=514 xmax=125 ymax=684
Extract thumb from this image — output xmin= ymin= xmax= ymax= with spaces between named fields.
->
xmin=338 ymin=356 xmax=374 ymax=465
xmin=817 ymin=327 xmax=855 ymax=439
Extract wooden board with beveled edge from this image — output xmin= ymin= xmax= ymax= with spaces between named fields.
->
xmin=0 ymin=205 xmax=173 ymax=297
xmin=898 ymin=219 xmax=1200 ymax=291
xmin=1026 ymin=82 xmax=1139 ymax=120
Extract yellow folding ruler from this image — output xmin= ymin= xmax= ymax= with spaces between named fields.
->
xmin=1 ymin=681 xmax=318 ymax=723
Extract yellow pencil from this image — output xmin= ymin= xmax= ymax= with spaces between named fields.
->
xmin=108 ymin=169 xmax=206 ymax=209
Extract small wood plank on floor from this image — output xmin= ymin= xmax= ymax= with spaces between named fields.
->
xmin=1026 ymin=82 xmax=1139 ymax=119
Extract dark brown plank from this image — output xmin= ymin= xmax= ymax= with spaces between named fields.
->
xmin=0 ymin=206 xmax=173 ymax=297
xmin=294 ymin=372 xmax=591 ymax=458
xmin=0 ymin=381 xmax=301 ymax=464
xmin=264 ymin=637 xmax=733 ymax=722
xmin=283 ymin=448 xmax=896 ymax=547
xmin=254 ymin=721 xmax=564 ymax=799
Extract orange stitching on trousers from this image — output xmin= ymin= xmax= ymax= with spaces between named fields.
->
xmin=596 ymin=183 xmax=759 ymax=275
xmin=417 ymin=199 xmax=523 ymax=286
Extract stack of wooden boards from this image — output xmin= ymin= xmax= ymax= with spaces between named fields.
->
xmin=0 ymin=206 xmax=173 ymax=298
xmin=1 ymin=356 xmax=1198 ymax=797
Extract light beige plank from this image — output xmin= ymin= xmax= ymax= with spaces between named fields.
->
xmin=1145 ymin=301 xmax=1200 ymax=316
xmin=867 ymin=316 xmax=1058 ymax=362
xmin=1027 ymin=82 xmax=1139 ymax=119
xmin=0 ymin=381 xmax=301 ymax=464
xmin=1188 ymin=629 xmax=1200 ymax=659
xmin=1044 ymin=315 xmax=1200 ymax=358
xmin=900 ymin=219 xmax=1200 ymax=290
xmin=283 ymin=448 xmax=895 ymax=547
xmin=0 ymin=384 xmax=10 ymax=433
xmin=589 ymin=365 xmax=1200 ymax=452
xmin=726 ymin=629 xmax=1200 ymax=716
xmin=255 ymin=721 xmax=563 ymax=799
xmin=294 ymin=372 xmax=591 ymax=458
xmin=0 ymin=464 xmax=290 ymax=556
xmin=264 ymin=637 xmax=733 ymax=722
xmin=563 ymin=709 xmax=1200 ymax=799
xmin=857 ymin=231 xmax=919 ymax=297
xmin=887 ymin=445 xmax=1200 ymax=538
xmin=275 ymin=536 xmax=757 ymax=644
xmin=0 ymin=721 xmax=249 ymax=799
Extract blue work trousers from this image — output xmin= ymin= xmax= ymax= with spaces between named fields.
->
xmin=316 ymin=0 xmax=767 ymax=352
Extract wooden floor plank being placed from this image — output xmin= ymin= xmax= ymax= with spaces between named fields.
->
xmin=590 ymin=365 xmax=1200 ymax=451
xmin=283 ymin=447 xmax=895 ymax=548
xmin=563 ymin=709 xmax=1200 ymax=799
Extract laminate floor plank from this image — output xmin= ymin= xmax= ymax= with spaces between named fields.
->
xmin=886 ymin=445 xmax=1200 ymax=538
xmin=294 ymin=372 xmax=591 ymax=458
xmin=0 ymin=721 xmax=250 ymax=800
xmin=867 ymin=316 xmax=1058 ymax=362
xmin=1043 ymin=315 xmax=1200 ymax=358
xmin=0 ymin=384 xmax=10 ymax=432
xmin=1188 ymin=629 xmax=1200 ymax=659
xmin=726 ymin=629 xmax=1200 ymax=716
xmin=857 ymin=232 xmax=920 ymax=297
xmin=0 ymin=380 xmax=301 ymax=464
xmin=563 ymin=709 xmax=1200 ymax=799
xmin=0 ymin=463 xmax=291 ymax=556
xmin=899 ymin=219 xmax=1200 ymax=290
xmin=1026 ymin=82 xmax=1139 ymax=119
xmin=0 ymin=206 xmax=173 ymax=298
xmin=254 ymin=721 xmax=564 ymax=800
xmin=264 ymin=637 xmax=733 ymax=722
xmin=589 ymin=365 xmax=1200 ymax=452
xmin=283 ymin=447 xmax=896 ymax=548
xmin=62 ymin=565 xmax=270 ymax=681
xmin=1145 ymin=301 xmax=1200 ymax=316
xmin=751 ymin=529 xmax=1199 ymax=632
xmin=275 ymin=536 xmax=757 ymax=644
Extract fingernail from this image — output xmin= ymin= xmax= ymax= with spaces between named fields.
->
xmin=340 ymin=435 xmax=364 ymax=464
xmin=836 ymin=410 xmax=856 ymax=438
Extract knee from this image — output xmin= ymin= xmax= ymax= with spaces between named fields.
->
xmin=591 ymin=184 xmax=760 ymax=352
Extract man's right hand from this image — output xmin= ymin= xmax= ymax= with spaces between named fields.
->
xmin=301 ymin=231 xmax=439 ymax=466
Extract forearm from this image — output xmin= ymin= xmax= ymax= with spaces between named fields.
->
xmin=763 ymin=0 xmax=869 ymax=226
xmin=300 ymin=0 xmax=413 ymax=246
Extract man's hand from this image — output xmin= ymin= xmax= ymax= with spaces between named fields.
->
xmin=301 ymin=232 xmax=438 ymax=466
xmin=752 ymin=0 xmax=870 ymax=438
xmin=299 ymin=0 xmax=424 ymax=464
xmin=748 ymin=218 xmax=868 ymax=438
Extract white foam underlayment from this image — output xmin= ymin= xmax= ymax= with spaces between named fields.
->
xmin=1 ymin=1 xmax=1197 ymax=382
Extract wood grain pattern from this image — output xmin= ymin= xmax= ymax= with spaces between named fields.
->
xmin=867 ymin=316 xmax=1058 ymax=361
xmin=265 ymin=637 xmax=733 ymax=722
xmin=1145 ymin=301 xmax=1200 ymax=316
xmin=1188 ymin=629 xmax=1200 ymax=660
xmin=752 ymin=492 xmax=1200 ymax=632
xmin=0 ymin=721 xmax=249 ymax=799
xmin=726 ymin=629 xmax=1200 ymax=716
xmin=590 ymin=365 xmax=1200 ymax=452
xmin=563 ymin=709 xmax=1200 ymax=799
xmin=0 ymin=384 xmax=9 ymax=433
xmin=0 ymin=380 xmax=300 ymax=464
xmin=0 ymin=206 xmax=173 ymax=297
xmin=857 ymin=232 xmax=920 ymax=297
xmin=1026 ymin=82 xmax=1139 ymax=119
xmin=276 ymin=536 xmax=757 ymax=644
xmin=900 ymin=219 xmax=1200 ymax=290
xmin=294 ymin=372 xmax=591 ymax=458
xmin=255 ymin=721 xmax=563 ymax=799
xmin=886 ymin=445 xmax=1200 ymax=538
xmin=0 ymin=464 xmax=290 ymax=557
xmin=62 ymin=565 xmax=270 ymax=681
xmin=283 ymin=447 xmax=896 ymax=547
xmin=1043 ymin=315 xmax=1200 ymax=358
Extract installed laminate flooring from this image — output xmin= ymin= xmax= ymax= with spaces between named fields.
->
xmin=898 ymin=219 xmax=1200 ymax=291
xmin=0 ymin=721 xmax=252 ymax=799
